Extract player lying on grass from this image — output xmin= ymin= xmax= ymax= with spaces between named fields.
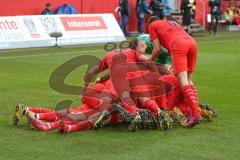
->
xmin=12 ymin=76 xmax=163 ymax=133
xmin=13 ymin=79 xmax=123 ymax=132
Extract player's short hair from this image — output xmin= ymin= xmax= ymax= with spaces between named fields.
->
xmin=46 ymin=3 xmax=51 ymax=7
xmin=148 ymin=16 xmax=160 ymax=25
xmin=129 ymin=39 xmax=139 ymax=50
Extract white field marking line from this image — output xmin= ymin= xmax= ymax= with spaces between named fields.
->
xmin=0 ymin=49 xmax=103 ymax=60
xmin=1 ymin=38 xmax=240 ymax=60
xmin=197 ymin=38 xmax=240 ymax=44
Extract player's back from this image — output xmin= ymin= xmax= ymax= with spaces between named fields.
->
xmin=149 ymin=20 xmax=192 ymax=51
xmin=102 ymin=49 xmax=140 ymax=70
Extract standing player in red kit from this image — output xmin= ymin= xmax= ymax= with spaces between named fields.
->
xmin=148 ymin=16 xmax=202 ymax=127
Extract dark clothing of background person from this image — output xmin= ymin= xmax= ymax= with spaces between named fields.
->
xmin=41 ymin=8 xmax=53 ymax=15
xmin=181 ymin=0 xmax=196 ymax=34
xmin=192 ymin=1 xmax=197 ymax=19
xmin=119 ymin=0 xmax=130 ymax=36
xmin=55 ymin=4 xmax=78 ymax=14
xmin=181 ymin=0 xmax=196 ymax=26
xmin=208 ymin=0 xmax=222 ymax=35
xmin=136 ymin=0 xmax=152 ymax=33
xmin=150 ymin=0 xmax=164 ymax=19
xmin=41 ymin=3 xmax=53 ymax=15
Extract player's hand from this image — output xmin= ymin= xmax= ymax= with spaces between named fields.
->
xmin=163 ymin=64 xmax=173 ymax=74
xmin=161 ymin=48 xmax=168 ymax=53
xmin=96 ymin=77 xmax=105 ymax=83
xmin=96 ymin=77 xmax=101 ymax=83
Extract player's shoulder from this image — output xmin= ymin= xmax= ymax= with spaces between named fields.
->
xmin=150 ymin=20 xmax=166 ymax=27
xmin=105 ymin=50 xmax=117 ymax=58
xmin=102 ymin=51 xmax=115 ymax=63
xmin=122 ymin=48 xmax=134 ymax=54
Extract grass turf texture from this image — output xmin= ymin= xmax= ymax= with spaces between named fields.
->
xmin=0 ymin=31 xmax=240 ymax=160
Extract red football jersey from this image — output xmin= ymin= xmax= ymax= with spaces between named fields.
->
xmin=149 ymin=20 xmax=192 ymax=51
xmin=100 ymin=49 xmax=141 ymax=71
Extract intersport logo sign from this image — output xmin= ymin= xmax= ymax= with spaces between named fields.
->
xmin=60 ymin=16 xmax=108 ymax=31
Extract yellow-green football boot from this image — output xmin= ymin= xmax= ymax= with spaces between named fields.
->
xmin=13 ymin=103 xmax=27 ymax=125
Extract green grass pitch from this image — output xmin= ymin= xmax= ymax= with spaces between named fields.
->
xmin=0 ymin=32 xmax=240 ymax=160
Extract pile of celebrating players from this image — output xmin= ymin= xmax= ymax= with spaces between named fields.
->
xmin=13 ymin=17 xmax=218 ymax=133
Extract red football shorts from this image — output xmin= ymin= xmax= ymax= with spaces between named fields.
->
xmin=170 ymin=38 xmax=197 ymax=74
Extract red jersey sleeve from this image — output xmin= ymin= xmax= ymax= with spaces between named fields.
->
xmin=135 ymin=51 xmax=142 ymax=59
xmin=149 ymin=23 xmax=158 ymax=42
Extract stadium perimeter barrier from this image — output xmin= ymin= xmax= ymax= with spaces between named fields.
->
xmin=0 ymin=14 xmax=125 ymax=50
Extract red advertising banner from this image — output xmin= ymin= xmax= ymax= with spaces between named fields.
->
xmin=60 ymin=16 xmax=107 ymax=31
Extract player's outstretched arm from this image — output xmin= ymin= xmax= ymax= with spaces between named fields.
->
xmin=150 ymin=39 xmax=161 ymax=61
xmin=137 ymin=54 xmax=151 ymax=62
xmin=83 ymin=63 xmax=102 ymax=89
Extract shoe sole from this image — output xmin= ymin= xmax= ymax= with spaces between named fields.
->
xmin=13 ymin=104 xmax=25 ymax=125
xmin=94 ymin=112 xmax=110 ymax=130
xmin=112 ymin=103 xmax=133 ymax=122
xmin=158 ymin=111 xmax=171 ymax=130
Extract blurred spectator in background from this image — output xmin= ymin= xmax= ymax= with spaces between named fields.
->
xmin=116 ymin=0 xmax=130 ymax=36
xmin=150 ymin=0 xmax=164 ymax=19
xmin=181 ymin=0 xmax=196 ymax=34
xmin=192 ymin=0 xmax=197 ymax=19
xmin=208 ymin=0 xmax=221 ymax=35
xmin=162 ymin=0 xmax=172 ymax=21
xmin=136 ymin=0 xmax=152 ymax=34
xmin=41 ymin=3 xmax=53 ymax=15
xmin=236 ymin=5 xmax=240 ymax=16
xmin=233 ymin=5 xmax=240 ymax=27
xmin=224 ymin=5 xmax=240 ymax=27
xmin=55 ymin=4 xmax=78 ymax=14
xmin=224 ymin=5 xmax=234 ymax=21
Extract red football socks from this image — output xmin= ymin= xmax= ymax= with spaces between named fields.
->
xmin=64 ymin=120 xmax=94 ymax=132
xmin=182 ymin=85 xmax=200 ymax=117
xmin=28 ymin=107 xmax=53 ymax=113
xmin=121 ymin=97 xmax=137 ymax=115
xmin=38 ymin=112 xmax=57 ymax=121
xmin=142 ymin=99 xmax=158 ymax=115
